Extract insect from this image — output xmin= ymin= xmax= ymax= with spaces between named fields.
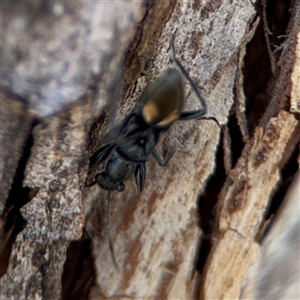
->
xmin=88 ymin=45 xmax=207 ymax=192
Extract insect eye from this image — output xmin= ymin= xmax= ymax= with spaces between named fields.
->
xmin=139 ymin=138 xmax=145 ymax=145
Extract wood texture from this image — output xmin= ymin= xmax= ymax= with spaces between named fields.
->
xmin=1 ymin=0 xmax=299 ymax=299
xmin=86 ymin=1 xmax=256 ymax=299
xmin=0 ymin=1 xmax=143 ymax=299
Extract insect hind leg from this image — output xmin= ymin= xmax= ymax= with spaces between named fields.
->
xmin=152 ymin=148 xmax=175 ymax=167
xmin=171 ymin=43 xmax=207 ymax=120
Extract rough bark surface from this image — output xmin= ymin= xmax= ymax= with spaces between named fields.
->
xmin=1 ymin=1 xmax=143 ymax=299
xmin=0 ymin=0 xmax=299 ymax=300
xmin=241 ymin=170 xmax=300 ymax=299
xmin=86 ymin=1 xmax=255 ymax=299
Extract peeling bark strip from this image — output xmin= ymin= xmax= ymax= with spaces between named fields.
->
xmin=242 ymin=170 xmax=300 ymax=299
xmin=199 ymin=0 xmax=300 ymax=297
xmin=200 ymin=111 xmax=299 ymax=299
xmin=290 ymin=26 xmax=300 ymax=113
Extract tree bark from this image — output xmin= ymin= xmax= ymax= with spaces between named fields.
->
xmin=1 ymin=0 xmax=299 ymax=299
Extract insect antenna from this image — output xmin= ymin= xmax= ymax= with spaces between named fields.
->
xmin=171 ymin=42 xmax=207 ymax=120
xmin=106 ymin=191 xmax=119 ymax=269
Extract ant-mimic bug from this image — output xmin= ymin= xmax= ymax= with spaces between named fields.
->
xmin=88 ymin=45 xmax=207 ymax=192
xmin=87 ymin=42 xmax=208 ymax=268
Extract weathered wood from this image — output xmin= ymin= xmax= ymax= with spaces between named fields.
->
xmin=1 ymin=0 xmax=299 ymax=299
xmin=241 ymin=170 xmax=300 ymax=299
xmin=0 ymin=1 xmax=143 ymax=299
xmin=0 ymin=93 xmax=33 ymax=211
xmin=86 ymin=1 xmax=256 ymax=299
xmin=200 ymin=0 xmax=300 ymax=297
xmin=201 ymin=111 xmax=299 ymax=299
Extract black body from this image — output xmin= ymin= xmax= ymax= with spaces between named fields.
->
xmin=89 ymin=51 xmax=207 ymax=192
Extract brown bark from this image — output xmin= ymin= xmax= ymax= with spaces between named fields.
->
xmin=0 ymin=1 xmax=299 ymax=299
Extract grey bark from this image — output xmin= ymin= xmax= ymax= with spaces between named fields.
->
xmin=0 ymin=0 xmax=299 ymax=299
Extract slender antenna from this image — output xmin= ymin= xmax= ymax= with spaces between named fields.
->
xmin=171 ymin=38 xmax=207 ymax=119
xmin=106 ymin=191 xmax=119 ymax=269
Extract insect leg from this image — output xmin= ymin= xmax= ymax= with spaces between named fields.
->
xmin=134 ymin=163 xmax=146 ymax=192
xmin=152 ymin=148 xmax=175 ymax=166
xmin=89 ymin=143 xmax=115 ymax=168
xmin=106 ymin=191 xmax=119 ymax=269
xmin=171 ymin=44 xmax=207 ymax=120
